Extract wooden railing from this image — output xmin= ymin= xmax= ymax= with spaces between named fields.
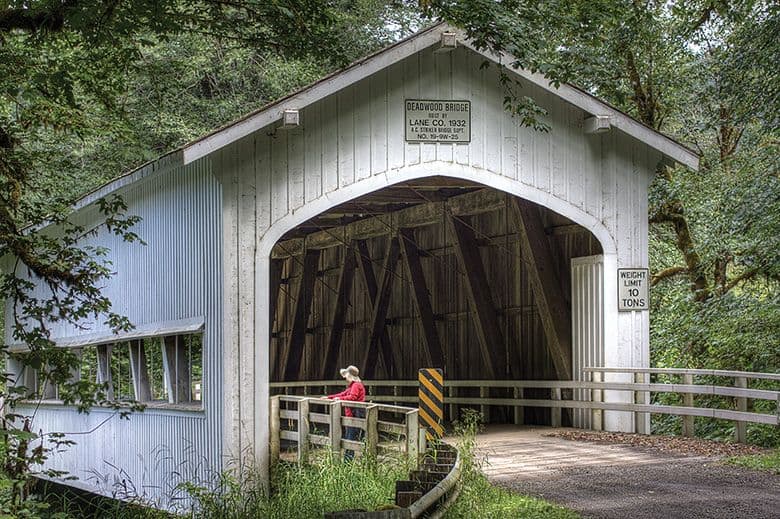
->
xmin=269 ymin=396 xmax=425 ymax=465
xmin=270 ymin=368 xmax=780 ymax=443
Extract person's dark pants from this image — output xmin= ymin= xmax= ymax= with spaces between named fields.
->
xmin=344 ymin=426 xmax=363 ymax=461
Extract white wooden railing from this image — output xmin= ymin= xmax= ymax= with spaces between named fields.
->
xmin=271 ymin=367 xmax=780 ymax=443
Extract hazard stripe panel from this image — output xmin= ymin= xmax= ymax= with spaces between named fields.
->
xmin=418 ymin=368 xmax=444 ymax=439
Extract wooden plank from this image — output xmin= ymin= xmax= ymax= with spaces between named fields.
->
xmin=321 ymin=245 xmax=358 ymax=379
xmin=356 ymin=240 xmax=398 ymax=378
xmin=272 ymin=188 xmax=507 ymax=258
xmin=399 ymin=228 xmax=445 ymax=368
xmin=682 ymin=373 xmax=695 ymax=437
xmin=365 ymin=405 xmax=379 ymax=458
xmin=448 ymin=216 xmax=504 ymax=378
xmin=511 ymin=198 xmax=572 ymax=381
xmin=269 ymin=257 xmax=283 ymax=336
xmin=330 ymin=401 xmax=342 ymax=462
xmin=281 ymin=249 xmax=321 ymax=381
xmin=362 ymin=237 xmax=401 ymax=378
xmin=298 ymin=399 xmax=310 ymax=463
xmin=128 ymin=339 xmax=152 ymax=402
xmin=584 ymin=367 xmax=780 ymax=381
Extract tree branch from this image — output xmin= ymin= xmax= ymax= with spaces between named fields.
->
xmin=651 ymin=266 xmax=688 ymax=286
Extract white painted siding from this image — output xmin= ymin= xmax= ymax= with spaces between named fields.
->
xmin=219 ymin=43 xmax=660 ymax=462
xmin=5 ymin=159 xmax=223 ymax=509
xmin=571 ymin=255 xmax=605 ymax=429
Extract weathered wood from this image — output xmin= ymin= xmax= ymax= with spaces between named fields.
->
xmin=734 ymin=376 xmax=747 ymax=443
xmin=635 ymin=372 xmax=650 ymax=434
xmin=269 ymin=257 xmax=283 ymax=336
xmin=448 ymin=215 xmax=504 ymax=378
xmin=330 ymin=401 xmax=343 ymax=462
xmin=550 ymin=388 xmax=562 ymax=427
xmin=129 ymin=339 xmax=152 ymax=402
xmin=297 ymin=399 xmax=310 ymax=463
xmin=513 ymin=387 xmax=524 ymax=425
xmin=281 ymin=249 xmax=321 ymax=381
xmin=591 ymin=371 xmax=603 ymax=431
xmin=272 ymin=188 xmax=506 ymax=258
xmin=365 ymin=404 xmax=379 ymax=458
xmin=358 ymin=238 xmax=400 ymax=378
xmin=511 ymin=198 xmax=572 ymax=381
xmin=406 ymin=410 xmax=419 ymax=463
xmin=321 ymin=245 xmax=358 ymax=379
xmin=398 ymin=228 xmax=445 ymax=368
xmin=682 ymin=373 xmax=695 ymax=437
xmin=163 ymin=335 xmax=191 ymax=404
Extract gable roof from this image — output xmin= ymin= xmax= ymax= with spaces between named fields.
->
xmin=73 ymin=22 xmax=698 ymax=213
xmin=181 ymin=22 xmax=698 ymax=169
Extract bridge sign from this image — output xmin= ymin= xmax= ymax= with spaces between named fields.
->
xmin=405 ymin=100 xmax=471 ymax=143
xmin=618 ymin=268 xmax=649 ymax=311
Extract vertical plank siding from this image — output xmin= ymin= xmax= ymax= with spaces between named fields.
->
xmin=6 ymin=160 xmax=223 ymax=509
xmin=4 ymin=41 xmax=660 ymax=501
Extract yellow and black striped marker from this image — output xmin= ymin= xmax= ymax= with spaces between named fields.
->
xmin=418 ymin=368 xmax=444 ymax=440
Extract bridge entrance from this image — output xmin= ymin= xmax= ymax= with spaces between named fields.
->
xmin=267 ymin=176 xmax=602 ymax=427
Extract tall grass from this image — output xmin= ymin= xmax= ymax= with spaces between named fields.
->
xmin=187 ymin=452 xmax=410 ymax=518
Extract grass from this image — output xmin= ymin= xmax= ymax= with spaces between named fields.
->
xmin=28 ymin=413 xmax=577 ymax=518
xmin=726 ymin=449 xmax=780 ymax=475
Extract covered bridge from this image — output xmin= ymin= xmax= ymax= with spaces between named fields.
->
xmin=3 ymin=24 xmax=698 ymax=506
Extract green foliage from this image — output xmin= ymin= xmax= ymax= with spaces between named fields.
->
xmin=185 ymin=454 xmax=409 ymax=518
xmin=444 ymin=409 xmax=578 ymax=519
xmin=726 ymin=449 xmax=780 ymax=475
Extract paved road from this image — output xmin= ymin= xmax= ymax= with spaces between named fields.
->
xmin=476 ymin=425 xmax=780 ymax=519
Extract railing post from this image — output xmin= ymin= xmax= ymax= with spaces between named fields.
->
xmin=682 ymin=374 xmax=695 ymax=437
xmin=635 ymin=372 xmax=650 ymax=435
xmin=365 ymin=404 xmax=379 ymax=458
xmin=551 ymin=388 xmax=561 ymax=427
xmin=514 ymin=386 xmax=524 ymax=425
xmin=270 ymin=396 xmax=281 ymax=465
xmin=480 ymin=386 xmax=488 ymax=422
xmin=329 ymin=401 xmax=342 ymax=462
xmin=735 ymin=376 xmax=748 ymax=443
xmin=297 ymin=398 xmax=310 ymax=463
xmin=591 ymin=371 xmax=603 ymax=431
xmin=448 ymin=386 xmax=456 ymax=424
xmin=406 ymin=410 xmax=419 ymax=463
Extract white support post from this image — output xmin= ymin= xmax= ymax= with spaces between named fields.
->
xmin=96 ymin=344 xmax=114 ymax=401
xmin=270 ymin=396 xmax=281 ymax=465
xmin=406 ymin=410 xmax=419 ymax=463
xmin=129 ymin=340 xmax=152 ymax=402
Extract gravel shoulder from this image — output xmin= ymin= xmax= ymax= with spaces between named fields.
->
xmin=476 ymin=426 xmax=780 ymax=519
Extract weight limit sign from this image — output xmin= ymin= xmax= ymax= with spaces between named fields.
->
xmin=418 ymin=368 xmax=444 ymax=440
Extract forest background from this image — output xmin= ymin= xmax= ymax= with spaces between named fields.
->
xmin=0 ymin=0 xmax=778 ymax=506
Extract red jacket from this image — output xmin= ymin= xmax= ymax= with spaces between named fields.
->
xmin=327 ymin=381 xmax=366 ymax=417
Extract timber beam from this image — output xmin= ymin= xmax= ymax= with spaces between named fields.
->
xmin=399 ymin=228 xmax=445 ymax=368
xmin=448 ymin=215 xmax=505 ymax=379
xmin=280 ymin=249 xmax=321 ymax=381
xmin=511 ymin=198 xmax=572 ymax=381
xmin=321 ymin=244 xmax=358 ymax=379
xmin=360 ymin=238 xmax=401 ymax=378
xmin=272 ymin=188 xmax=506 ymax=258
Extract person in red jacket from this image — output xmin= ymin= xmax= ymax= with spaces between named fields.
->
xmin=327 ymin=365 xmax=365 ymax=460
